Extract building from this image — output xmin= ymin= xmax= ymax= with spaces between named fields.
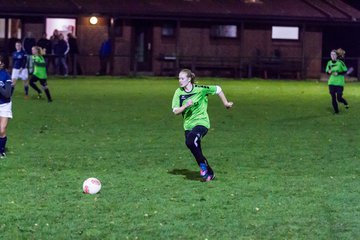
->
xmin=1 ymin=0 xmax=359 ymax=79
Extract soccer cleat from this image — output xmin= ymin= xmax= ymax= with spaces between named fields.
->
xmin=0 ymin=152 xmax=6 ymax=159
xmin=199 ymin=163 xmax=215 ymax=182
xmin=345 ymin=105 xmax=349 ymax=109
xmin=200 ymin=163 xmax=208 ymax=177
xmin=203 ymin=173 xmax=215 ymax=182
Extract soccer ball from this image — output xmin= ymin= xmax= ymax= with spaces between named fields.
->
xmin=83 ymin=177 xmax=101 ymax=194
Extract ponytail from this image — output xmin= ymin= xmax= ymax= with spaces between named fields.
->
xmin=332 ymin=48 xmax=345 ymax=59
xmin=180 ymin=69 xmax=196 ymax=83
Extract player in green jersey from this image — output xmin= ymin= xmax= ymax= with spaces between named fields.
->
xmin=172 ymin=69 xmax=233 ymax=182
xmin=29 ymin=46 xmax=52 ymax=102
xmin=325 ymin=48 xmax=349 ymax=114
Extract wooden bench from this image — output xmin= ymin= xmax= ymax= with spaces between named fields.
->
xmin=249 ymin=57 xmax=302 ymax=79
xmin=179 ymin=56 xmax=243 ymax=78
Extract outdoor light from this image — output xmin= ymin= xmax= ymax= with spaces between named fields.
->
xmin=90 ymin=16 xmax=98 ymax=25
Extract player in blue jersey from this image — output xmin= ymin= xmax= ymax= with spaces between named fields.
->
xmin=0 ymin=56 xmax=14 ymax=158
xmin=11 ymin=41 xmax=29 ymax=97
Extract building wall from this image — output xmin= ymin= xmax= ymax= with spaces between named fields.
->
xmin=113 ymin=20 xmax=132 ymax=75
xmin=303 ymin=28 xmax=323 ymax=78
xmin=23 ymin=22 xmax=43 ymax=40
xmin=242 ymin=24 xmax=322 ymax=78
xmin=77 ymin=16 xmax=109 ymax=75
xmin=152 ymin=22 xmax=242 ymax=75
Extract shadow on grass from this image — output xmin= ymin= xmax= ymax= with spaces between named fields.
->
xmin=168 ymin=169 xmax=199 ymax=181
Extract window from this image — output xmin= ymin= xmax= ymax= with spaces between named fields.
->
xmin=272 ymin=26 xmax=299 ymax=40
xmin=8 ymin=18 xmax=22 ymax=39
xmin=162 ymin=23 xmax=176 ymax=37
xmin=0 ymin=19 xmax=5 ymax=38
xmin=210 ymin=25 xmax=237 ymax=38
xmin=46 ymin=18 xmax=76 ymax=38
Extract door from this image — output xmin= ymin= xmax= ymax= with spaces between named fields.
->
xmin=133 ymin=22 xmax=153 ymax=72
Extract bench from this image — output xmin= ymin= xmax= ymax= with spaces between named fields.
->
xmin=178 ymin=56 xmax=243 ymax=78
xmin=249 ymin=57 xmax=302 ymax=79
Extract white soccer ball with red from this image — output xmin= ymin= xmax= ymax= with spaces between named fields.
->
xmin=83 ymin=177 xmax=101 ymax=194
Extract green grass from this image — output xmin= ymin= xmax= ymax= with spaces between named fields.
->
xmin=1 ymin=76 xmax=360 ymax=239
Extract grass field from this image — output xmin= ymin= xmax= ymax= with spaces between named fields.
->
xmin=1 ymin=76 xmax=360 ymax=239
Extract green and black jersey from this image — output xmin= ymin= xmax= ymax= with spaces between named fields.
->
xmin=32 ymin=55 xmax=47 ymax=79
xmin=172 ymin=84 xmax=219 ymax=131
xmin=326 ymin=59 xmax=347 ymax=86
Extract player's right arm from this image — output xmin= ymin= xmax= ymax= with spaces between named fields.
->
xmin=325 ymin=61 xmax=332 ymax=74
xmin=172 ymin=89 xmax=193 ymax=115
xmin=173 ymin=100 xmax=193 ymax=115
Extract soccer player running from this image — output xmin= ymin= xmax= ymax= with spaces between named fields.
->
xmin=11 ymin=41 xmax=29 ymax=97
xmin=326 ymin=48 xmax=349 ymax=114
xmin=172 ymin=69 xmax=233 ymax=182
xmin=29 ymin=46 xmax=53 ymax=102
xmin=0 ymin=56 xmax=14 ymax=158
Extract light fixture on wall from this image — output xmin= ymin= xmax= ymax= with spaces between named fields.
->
xmin=90 ymin=16 xmax=98 ymax=25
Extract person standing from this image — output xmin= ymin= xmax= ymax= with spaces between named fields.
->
xmin=172 ymin=69 xmax=233 ymax=182
xmin=326 ymin=48 xmax=349 ymax=114
xmin=0 ymin=56 xmax=14 ymax=158
xmin=11 ymin=41 xmax=29 ymax=97
xmin=96 ymin=38 xmax=111 ymax=76
xmin=53 ymin=34 xmax=69 ymax=77
xmin=22 ymin=32 xmax=36 ymax=56
xmin=50 ymin=29 xmax=60 ymax=74
xmin=67 ymin=33 xmax=80 ymax=76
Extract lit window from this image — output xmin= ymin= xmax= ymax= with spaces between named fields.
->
xmin=210 ymin=25 xmax=237 ymax=38
xmin=272 ymin=26 xmax=299 ymax=40
xmin=46 ymin=18 xmax=76 ymax=38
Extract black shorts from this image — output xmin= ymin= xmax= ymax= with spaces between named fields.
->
xmin=30 ymin=75 xmax=47 ymax=86
xmin=185 ymin=125 xmax=208 ymax=140
xmin=329 ymin=85 xmax=344 ymax=95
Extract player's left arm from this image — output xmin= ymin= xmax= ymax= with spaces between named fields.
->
xmin=337 ymin=60 xmax=348 ymax=76
xmin=207 ymin=85 xmax=233 ymax=109
xmin=217 ymin=87 xmax=233 ymax=109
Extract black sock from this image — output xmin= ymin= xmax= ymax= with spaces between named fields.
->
xmin=0 ymin=136 xmax=7 ymax=154
xmin=30 ymin=82 xmax=42 ymax=94
xmin=24 ymin=85 xmax=29 ymax=95
xmin=44 ymin=88 xmax=52 ymax=101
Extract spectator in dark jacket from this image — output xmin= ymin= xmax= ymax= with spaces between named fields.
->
xmin=22 ymin=32 xmax=36 ymax=55
xmin=7 ymin=34 xmax=20 ymax=56
xmin=53 ymin=34 xmax=69 ymax=77
xmin=37 ymin=33 xmax=52 ymax=69
xmin=67 ymin=33 xmax=81 ymax=75
xmin=49 ymin=29 xmax=60 ymax=74
xmin=96 ymin=38 xmax=112 ymax=76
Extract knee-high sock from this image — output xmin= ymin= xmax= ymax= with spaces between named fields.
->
xmin=30 ymin=82 xmax=42 ymax=94
xmin=331 ymin=93 xmax=339 ymax=113
xmin=337 ymin=93 xmax=348 ymax=106
xmin=44 ymin=88 xmax=52 ymax=101
xmin=0 ymin=136 xmax=7 ymax=153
